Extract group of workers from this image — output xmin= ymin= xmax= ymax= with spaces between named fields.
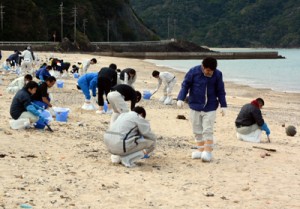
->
xmin=6 ymin=54 xmax=271 ymax=167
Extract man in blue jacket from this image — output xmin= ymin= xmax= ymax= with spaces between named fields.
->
xmin=177 ymin=57 xmax=227 ymax=162
xmin=35 ymin=64 xmax=52 ymax=82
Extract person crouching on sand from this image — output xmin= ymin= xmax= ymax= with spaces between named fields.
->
xmin=104 ymin=106 xmax=156 ymax=167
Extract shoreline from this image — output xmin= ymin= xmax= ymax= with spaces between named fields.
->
xmin=0 ymin=50 xmax=300 ymax=209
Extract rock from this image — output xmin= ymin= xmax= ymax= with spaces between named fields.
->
xmin=286 ymin=125 xmax=297 ymax=136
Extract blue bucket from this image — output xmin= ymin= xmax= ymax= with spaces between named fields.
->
xmin=143 ymin=90 xmax=152 ymax=100
xmin=73 ymin=73 xmax=79 ymax=79
xmin=57 ymin=80 xmax=64 ymax=88
xmin=34 ymin=110 xmax=51 ymax=129
xmin=53 ymin=107 xmax=70 ymax=122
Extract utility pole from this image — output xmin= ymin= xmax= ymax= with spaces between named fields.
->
xmin=73 ymin=5 xmax=77 ymax=43
xmin=59 ymin=2 xmax=63 ymax=41
xmin=173 ymin=19 xmax=176 ymax=40
xmin=83 ymin=18 xmax=88 ymax=35
xmin=107 ymin=19 xmax=109 ymax=42
xmin=167 ymin=16 xmax=170 ymax=39
xmin=0 ymin=4 xmax=5 ymax=32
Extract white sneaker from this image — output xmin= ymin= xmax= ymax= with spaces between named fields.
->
xmin=106 ymin=109 xmax=113 ymax=114
xmin=191 ymin=151 xmax=202 ymax=159
xmin=201 ymin=151 xmax=213 ymax=162
xmin=96 ymin=110 xmax=105 ymax=114
xmin=111 ymin=155 xmax=121 ymax=164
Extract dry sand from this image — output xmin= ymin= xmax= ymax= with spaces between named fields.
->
xmin=0 ymin=50 xmax=300 ymax=209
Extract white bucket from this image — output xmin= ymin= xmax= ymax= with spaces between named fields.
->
xmin=9 ymin=118 xmax=30 ymax=130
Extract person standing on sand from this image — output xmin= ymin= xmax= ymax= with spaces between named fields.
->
xmin=177 ymin=57 xmax=227 ymax=162
xmin=235 ymin=98 xmax=271 ymax=143
xmin=152 ymin=70 xmax=177 ymax=105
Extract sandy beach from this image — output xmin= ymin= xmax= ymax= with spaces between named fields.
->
xmin=0 ymin=50 xmax=299 ymax=209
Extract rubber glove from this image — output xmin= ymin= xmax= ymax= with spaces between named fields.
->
xmin=220 ymin=107 xmax=226 ymax=117
xmin=26 ymin=104 xmax=40 ymax=116
xmin=39 ymin=115 xmax=47 ymax=124
xmin=177 ymin=100 xmax=184 ymax=108
xmin=261 ymin=123 xmax=271 ymax=136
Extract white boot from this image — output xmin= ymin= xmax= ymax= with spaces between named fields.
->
xmin=163 ymin=96 xmax=173 ymax=105
xmin=159 ymin=96 xmax=167 ymax=102
xmin=191 ymin=151 xmax=202 ymax=159
xmin=121 ymin=151 xmax=144 ymax=167
xmin=111 ymin=155 xmax=121 ymax=164
xmin=201 ymin=151 xmax=213 ymax=162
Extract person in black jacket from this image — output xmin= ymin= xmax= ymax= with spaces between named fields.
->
xmin=107 ymin=84 xmax=141 ymax=125
xmin=96 ymin=67 xmax=118 ymax=114
xmin=235 ymin=98 xmax=271 ymax=143
xmin=118 ymin=68 xmax=136 ymax=87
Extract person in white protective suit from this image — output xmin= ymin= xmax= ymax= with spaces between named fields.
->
xmin=152 ymin=70 xmax=177 ymax=105
xmin=19 ymin=46 xmax=34 ymax=75
xmin=103 ymin=106 xmax=157 ymax=167
xmin=6 ymin=74 xmax=33 ymax=94
xmin=79 ymin=58 xmax=97 ymax=75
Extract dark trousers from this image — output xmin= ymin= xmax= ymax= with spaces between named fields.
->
xmin=97 ymin=77 xmax=112 ymax=106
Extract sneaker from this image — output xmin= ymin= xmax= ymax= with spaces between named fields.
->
xmin=191 ymin=151 xmax=202 ymax=159
xmin=201 ymin=151 xmax=213 ymax=162
xmin=96 ymin=110 xmax=105 ymax=114
xmin=111 ymin=155 xmax=121 ymax=164
xmin=106 ymin=109 xmax=113 ymax=114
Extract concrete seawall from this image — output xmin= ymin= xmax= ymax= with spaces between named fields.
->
xmin=95 ymin=51 xmax=285 ymax=60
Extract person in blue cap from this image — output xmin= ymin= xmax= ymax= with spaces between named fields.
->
xmin=77 ymin=72 xmax=98 ymax=108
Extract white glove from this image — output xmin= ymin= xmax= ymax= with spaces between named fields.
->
xmin=177 ymin=100 xmax=184 ymax=108
xmin=220 ymin=107 xmax=226 ymax=117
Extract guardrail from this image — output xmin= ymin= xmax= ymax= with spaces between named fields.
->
xmin=0 ymin=41 xmax=58 ymax=46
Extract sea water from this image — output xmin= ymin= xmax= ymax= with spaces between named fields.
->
xmin=145 ymin=48 xmax=300 ymax=93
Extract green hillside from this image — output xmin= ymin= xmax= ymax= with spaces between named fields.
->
xmin=0 ymin=0 xmax=158 ymax=42
xmin=130 ymin=0 xmax=300 ymax=47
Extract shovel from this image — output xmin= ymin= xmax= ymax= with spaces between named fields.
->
xmin=44 ymin=122 xmax=53 ymax=132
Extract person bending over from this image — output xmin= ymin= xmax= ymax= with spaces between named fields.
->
xmin=107 ymin=84 xmax=141 ymax=125
xmin=152 ymin=70 xmax=177 ymax=105
xmin=6 ymin=74 xmax=32 ymax=94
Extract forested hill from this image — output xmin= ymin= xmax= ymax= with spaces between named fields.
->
xmin=130 ymin=0 xmax=300 ymax=48
xmin=0 ymin=0 xmax=158 ymax=42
